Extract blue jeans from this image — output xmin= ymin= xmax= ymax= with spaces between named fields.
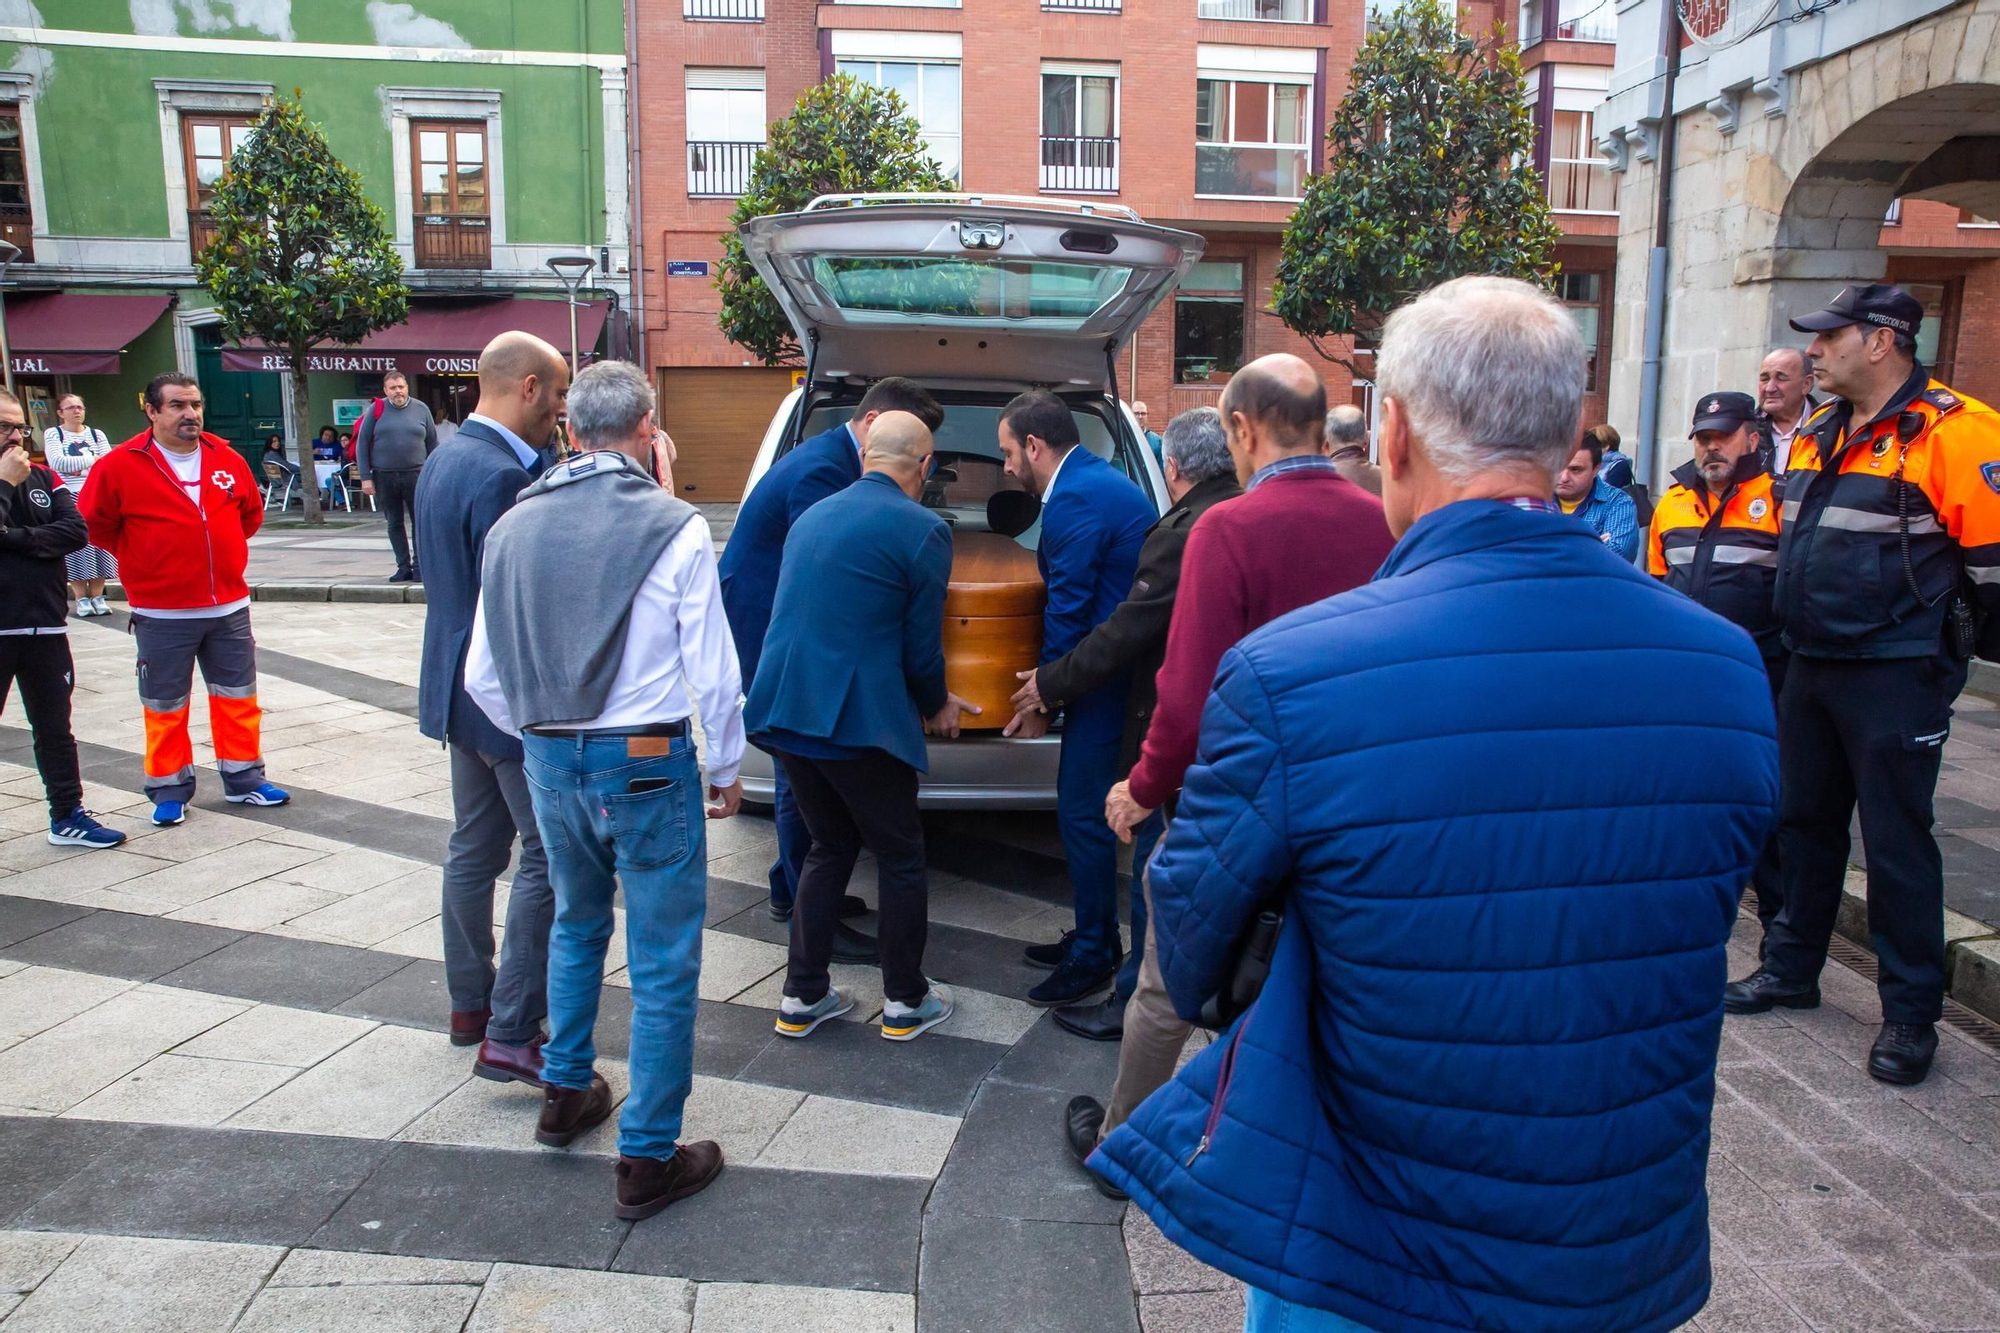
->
xmin=1057 ymin=729 xmax=1123 ymax=968
xmin=1246 ymin=1288 xmax=1377 ymax=1332
xmin=521 ymin=732 xmax=706 ymax=1161
xmin=1115 ymin=809 xmax=1165 ymax=1002
xmin=766 ymin=757 xmax=811 ymax=910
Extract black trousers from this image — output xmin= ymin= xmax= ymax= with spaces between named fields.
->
xmin=1765 ymin=652 xmax=1968 ymax=1024
xmin=0 ymin=633 xmax=81 ymax=821
xmin=776 ymin=749 xmax=929 ymax=1006
xmin=375 ymin=467 xmax=422 ymax=575
xmin=1748 ymin=655 xmax=1788 ymax=950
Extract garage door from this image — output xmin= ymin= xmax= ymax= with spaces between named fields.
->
xmin=656 ymin=367 xmax=797 ymax=502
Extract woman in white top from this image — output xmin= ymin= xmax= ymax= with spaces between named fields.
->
xmin=43 ymin=392 xmax=116 ymax=615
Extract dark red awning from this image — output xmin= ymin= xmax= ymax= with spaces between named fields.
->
xmin=6 ymin=293 xmax=174 ymax=376
xmin=219 ymin=297 xmax=609 ymax=376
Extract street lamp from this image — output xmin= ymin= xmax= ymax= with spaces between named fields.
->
xmin=546 ymin=255 xmax=596 ymax=381
xmin=0 ymin=239 xmax=22 ymax=397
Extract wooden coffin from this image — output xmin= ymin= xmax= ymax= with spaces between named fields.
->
xmin=943 ymin=531 xmax=1045 ymax=730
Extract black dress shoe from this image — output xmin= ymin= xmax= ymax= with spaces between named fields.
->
xmin=830 ymin=920 xmax=880 ymax=965
xmin=1722 ymin=969 xmax=1821 ymax=1015
xmin=769 ymin=893 xmax=868 ymax=924
xmin=1023 ymin=930 xmax=1074 ymax=970
xmin=1868 ymin=1021 xmax=1938 ymax=1086
xmin=1028 ymin=952 xmax=1118 ymax=1008
xmin=1053 ymin=992 xmax=1127 ymax=1042
xmin=1062 ymin=1094 xmax=1127 ymax=1199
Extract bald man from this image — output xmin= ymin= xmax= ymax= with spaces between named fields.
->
xmin=1756 ymin=346 xmax=1818 ymax=477
xmin=415 ymin=331 xmax=568 ymax=1079
xmin=1069 ymin=353 xmax=1397 ymax=1175
xmin=744 ymin=412 xmax=977 ymax=1041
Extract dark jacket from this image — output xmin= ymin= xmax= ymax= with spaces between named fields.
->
xmin=1094 ymin=500 xmax=1778 ymax=1333
xmin=1037 ymin=474 xmax=1240 ymax=776
xmin=1036 ymin=447 xmax=1157 ymax=745
xmin=0 ymin=464 xmax=86 ymax=631
xmin=719 ymin=423 xmax=862 ymax=691
xmin=1649 ymin=453 xmax=1783 ymax=659
xmin=414 ymin=419 xmax=545 ymax=756
xmin=744 ymin=472 xmax=951 ymax=773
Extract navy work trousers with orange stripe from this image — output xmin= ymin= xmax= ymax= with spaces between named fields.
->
xmin=1765 ymin=652 xmax=1968 ymax=1024
xmin=130 ymin=607 xmax=266 ymax=804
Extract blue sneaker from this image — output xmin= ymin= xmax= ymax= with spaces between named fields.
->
xmin=226 ymin=782 xmax=290 ymax=807
xmin=881 ymin=983 xmax=954 ymax=1042
xmin=775 ymin=987 xmax=855 ymax=1039
xmin=151 ymin=801 xmax=186 ymax=827
xmin=48 ymin=808 xmax=127 ymax=849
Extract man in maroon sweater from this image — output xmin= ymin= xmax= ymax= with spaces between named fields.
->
xmin=1064 ymin=352 xmax=1397 ymax=1181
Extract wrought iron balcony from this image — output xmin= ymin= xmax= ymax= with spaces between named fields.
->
xmin=1040 ymin=136 xmax=1119 ymax=194
xmin=1044 ymin=0 xmax=1119 ymax=10
xmin=684 ymin=0 xmax=763 ymax=18
xmin=688 ymin=141 xmax=761 ymax=198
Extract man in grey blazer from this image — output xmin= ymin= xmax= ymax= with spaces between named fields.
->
xmin=414 ymin=331 xmax=567 ymax=1084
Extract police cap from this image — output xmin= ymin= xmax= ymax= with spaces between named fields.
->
xmin=1789 ymin=283 xmax=1923 ymax=338
xmin=1690 ymin=391 xmax=1758 ymax=436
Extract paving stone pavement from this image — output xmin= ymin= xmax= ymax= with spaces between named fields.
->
xmin=0 ymin=603 xmax=1998 ymax=1331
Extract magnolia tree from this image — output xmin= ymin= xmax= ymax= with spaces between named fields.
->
xmin=197 ymin=93 xmax=409 ymax=522
xmin=1271 ymin=0 xmax=1561 ymax=373
xmin=716 ymin=74 xmax=957 ymax=366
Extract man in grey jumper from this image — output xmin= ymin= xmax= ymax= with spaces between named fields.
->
xmin=355 ymin=369 xmax=437 ymax=583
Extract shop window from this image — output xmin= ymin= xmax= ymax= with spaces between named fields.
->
xmin=1175 ymin=260 xmax=1246 ymax=384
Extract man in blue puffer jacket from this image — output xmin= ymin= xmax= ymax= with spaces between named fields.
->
xmin=1093 ymin=276 xmax=1779 ymax=1333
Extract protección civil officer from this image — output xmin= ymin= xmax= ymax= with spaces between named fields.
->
xmin=1724 ymin=283 xmax=2000 ymax=1087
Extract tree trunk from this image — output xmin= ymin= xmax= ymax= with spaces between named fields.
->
xmin=289 ymin=359 xmax=322 ymax=525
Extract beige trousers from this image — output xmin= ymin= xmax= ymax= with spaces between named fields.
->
xmin=1100 ymin=863 xmax=1195 ymax=1139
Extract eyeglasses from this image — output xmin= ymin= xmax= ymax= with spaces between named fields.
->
xmin=0 ymin=423 xmax=27 ymax=437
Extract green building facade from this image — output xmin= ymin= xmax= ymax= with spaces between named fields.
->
xmin=0 ymin=0 xmax=629 ymax=461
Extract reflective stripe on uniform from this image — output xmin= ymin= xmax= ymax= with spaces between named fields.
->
xmin=1815 ymin=506 xmax=1942 ymax=535
xmin=206 ymin=681 xmax=258 ymax=700
xmin=1782 ymin=499 xmax=1802 ymax=523
xmin=139 ymin=692 xmax=191 ymax=715
xmin=1710 ymin=546 xmax=1779 ymax=567
xmin=1970 ymin=566 xmax=2000 ymax=586
xmin=1664 ymin=545 xmax=1696 ymax=567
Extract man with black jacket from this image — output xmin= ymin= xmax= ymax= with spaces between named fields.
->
xmin=1006 ymin=407 xmax=1241 ymax=1040
xmin=0 ymin=390 xmax=124 ymax=848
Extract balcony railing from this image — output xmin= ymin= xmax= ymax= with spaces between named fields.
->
xmin=1199 ymin=0 xmax=1309 ymax=20
xmin=1044 ymin=0 xmax=1119 ymax=9
xmin=0 ymin=207 xmax=32 ymax=262
xmin=684 ymin=0 xmax=762 ymax=17
xmin=1040 ymin=136 xmax=1119 ymax=193
xmin=688 ymin=141 xmax=761 ymax=197
xmin=1523 ymin=0 xmax=1616 ymax=43
xmin=189 ymin=209 xmax=221 ymax=259
xmin=414 ymin=213 xmax=491 ymax=270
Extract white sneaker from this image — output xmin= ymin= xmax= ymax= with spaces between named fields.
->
xmin=775 ymin=987 xmax=855 ymax=1038
xmin=90 ymin=597 xmax=110 ymax=615
xmin=71 ymin=600 xmax=92 ymax=618
xmin=881 ymin=983 xmax=954 ymax=1042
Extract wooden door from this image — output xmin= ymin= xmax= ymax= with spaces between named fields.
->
xmin=655 ymin=367 xmax=798 ymax=502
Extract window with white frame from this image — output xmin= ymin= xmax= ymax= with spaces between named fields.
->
xmin=1545 ymin=107 xmax=1614 ymax=213
xmin=686 ymin=69 xmax=766 ymax=197
xmin=837 ymin=57 xmax=962 ymax=182
xmin=1194 ymin=52 xmax=1311 ymax=200
xmin=1041 ymin=64 xmax=1118 ymax=194
xmin=1365 ymin=0 xmax=1453 ymax=34
xmin=1520 ymin=0 xmax=1614 ymax=42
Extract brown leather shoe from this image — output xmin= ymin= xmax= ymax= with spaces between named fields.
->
xmin=535 ymin=1073 xmax=613 ymax=1148
xmin=473 ymin=1034 xmax=545 ymax=1088
xmin=449 ymin=1008 xmax=490 ymax=1047
xmin=614 ymin=1141 xmax=724 ymax=1220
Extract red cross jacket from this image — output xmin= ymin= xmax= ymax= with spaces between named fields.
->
xmin=77 ymin=430 xmax=263 ymax=612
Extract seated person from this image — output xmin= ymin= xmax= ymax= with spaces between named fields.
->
xmin=312 ymin=425 xmax=343 ymax=461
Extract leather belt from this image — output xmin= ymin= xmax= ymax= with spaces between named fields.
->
xmin=525 ymin=719 xmax=689 ymax=740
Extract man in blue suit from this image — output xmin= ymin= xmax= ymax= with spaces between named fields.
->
xmin=719 ymin=377 xmax=945 ymax=947
xmin=414 ymin=331 xmax=566 ymax=1084
xmin=998 ymin=389 xmax=1157 ymax=1007
xmin=744 ymin=413 xmax=977 ymax=1043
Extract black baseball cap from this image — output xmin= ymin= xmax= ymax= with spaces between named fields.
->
xmin=1789 ymin=283 xmax=1924 ymax=337
xmin=1690 ymin=391 xmax=1758 ymax=436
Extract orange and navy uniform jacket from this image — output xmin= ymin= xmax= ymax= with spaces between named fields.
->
xmin=75 ymin=430 xmax=263 ymax=610
xmin=1775 ymin=368 xmax=2000 ymax=659
xmin=1647 ymin=452 xmax=1782 ymax=659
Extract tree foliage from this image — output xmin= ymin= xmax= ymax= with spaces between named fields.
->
xmin=197 ymin=92 xmax=408 ymax=521
xmin=1271 ymin=0 xmax=1561 ymax=371
xmin=717 ymin=74 xmax=958 ymax=366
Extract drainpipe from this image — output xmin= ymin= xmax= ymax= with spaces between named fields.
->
xmin=625 ymin=0 xmax=648 ymax=366
xmin=1634 ymin=0 xmax=1683 ymax=490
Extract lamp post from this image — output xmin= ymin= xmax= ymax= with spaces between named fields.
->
xmin=0 ymin=239 xmax=22 ymax=397
xmin=546 ymin=254 xmax=596 ymax=381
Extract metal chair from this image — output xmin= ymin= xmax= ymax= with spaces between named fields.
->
xmin=261 ymin=457 xmax=295 ymax=512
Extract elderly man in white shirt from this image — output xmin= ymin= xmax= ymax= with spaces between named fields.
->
xmin=464 ymin=359 xmax=742 ymax=1222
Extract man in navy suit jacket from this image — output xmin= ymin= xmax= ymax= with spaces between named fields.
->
xmin=414 ymin=331 xmax=565 ymax=1080
xmin=719 ymin=378 xmax=943 ymax=935
xmin=998 ymin=389 xmax=1157 ymax=1007
xmin=744 ymin=413 xmax=976 ymax=1042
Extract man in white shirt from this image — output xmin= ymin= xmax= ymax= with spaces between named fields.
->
xmin=464 ymin=359 xmax=742 ymax=1222
xmin=1756 ymin=346 xmax=1819 ymax=478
